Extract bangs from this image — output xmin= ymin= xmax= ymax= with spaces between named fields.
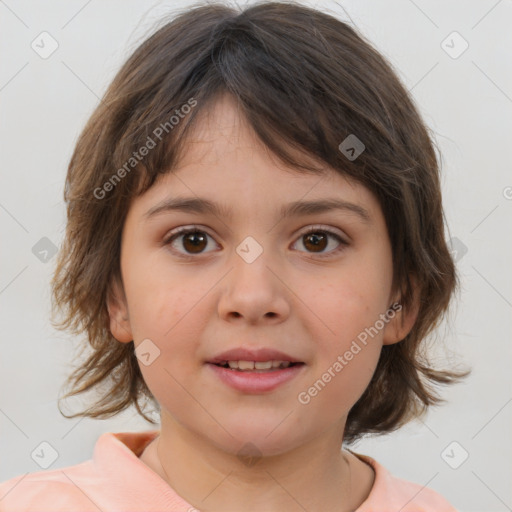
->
xmin=104 ymin=5 xmax=414 ymax=202
xmin=130 ymin=89 xmax=329 ymax=200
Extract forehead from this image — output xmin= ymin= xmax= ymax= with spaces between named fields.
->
xmin=129 ymin=94 xmax=382 ymax=226
xmin=171 ymin=93 xmax=328 ymax=172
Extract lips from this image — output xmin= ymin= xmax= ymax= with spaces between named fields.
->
xmin=206 ymin=359 xmax=306 ymax=393
xmin=207 ymin=347 xmax=303 ymax=365
xmin=205 ymin=347 xmax=306 ymax=393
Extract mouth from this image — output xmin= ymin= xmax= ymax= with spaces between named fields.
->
xmin=205 ymin=347 xmax=306 ymax=392
xmin=207 ymin=347 xmax=304 ymax=367
xmin=206 ymin=360 xmax=306 ymax=393
xmin=209 ymin=360 xmax=305 ymax=372
xmin=206 ymin=347 xmax=306 ymax=395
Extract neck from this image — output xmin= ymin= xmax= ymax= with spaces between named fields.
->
xmin=150 ymin=413 xmax=362 ymax=512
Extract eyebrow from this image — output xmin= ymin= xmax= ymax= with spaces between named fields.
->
xmin=143 ymin=197 xmax=371 ymax=223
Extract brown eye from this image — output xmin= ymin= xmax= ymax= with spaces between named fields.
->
xmin=302 ymin=232 xmax=328 ymax=253
xmin=181 ymin=231 xmax=208 ymax=253
xmin=164 ymin=228 xmax=218 ymax=257
xmin=293 ymin=227 xmax=347 ymax=257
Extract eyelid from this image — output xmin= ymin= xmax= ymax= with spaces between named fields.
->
xmin=164 ymin=224 xmax=349 ymax=242
xmin=163 ymin=223 xmax=350 ymax=258
xmin=163 ymin=224 xmax=211 ymax=239
xmin=162 ymin=224 xmax=216 ymax=246
xmin=290 ymin=224 xmax=349 ymax=258
xmin=295 ymin=224 xmax=349 ymax=242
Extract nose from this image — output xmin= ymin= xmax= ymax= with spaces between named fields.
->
xmin=217 ymin=245 xmax=291 ymax=325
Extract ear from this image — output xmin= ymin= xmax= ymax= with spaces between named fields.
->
xmin=106 ymin=274 xmax=133 ymax=343
xmin=382 ymin=277 xmax=420 ymax=346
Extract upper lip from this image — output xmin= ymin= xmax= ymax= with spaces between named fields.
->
xmin=207 ymin=347 xmax=303 ymax=365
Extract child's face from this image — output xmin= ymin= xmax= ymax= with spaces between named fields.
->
xmin=109 ymin=94 xmax=414 ymax=455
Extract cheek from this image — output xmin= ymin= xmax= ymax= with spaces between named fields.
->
xmin=130 ymin=278 xmax=212 ymax=403
xmin=308 ymin=262 xmax=392 ymax=344
xmin=122 ymin=249 xmax=207 ymax=340
xmin=299 ymin=345 xmax=381 ymax=422
xmin=296 ymin=252 xmax=390 ymax=407
xmin=299 ymin=277 xmax=385 ymax=414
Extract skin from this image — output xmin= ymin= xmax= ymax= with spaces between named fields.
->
xmin=107 ymin=93 xmax=418 ymax=512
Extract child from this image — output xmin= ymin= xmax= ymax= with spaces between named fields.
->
xmin=0 ymin=1 xmax=469 ymax=510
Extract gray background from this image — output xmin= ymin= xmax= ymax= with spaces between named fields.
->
xmin=1 ymin=1 xmax=511 ymax=511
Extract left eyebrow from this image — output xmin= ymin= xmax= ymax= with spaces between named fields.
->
xmin=143 ymin=197 xmax=371 ymax=224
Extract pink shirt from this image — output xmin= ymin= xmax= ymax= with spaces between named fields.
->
xmin=0 ymin=430 xmax=458 ymax=511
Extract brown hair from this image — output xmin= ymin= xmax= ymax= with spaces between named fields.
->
xmin=51 ymin=0 xmax=469 ymax=443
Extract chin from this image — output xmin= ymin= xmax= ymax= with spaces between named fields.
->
xmin=211 ymin=420 xmax=307 ymax=457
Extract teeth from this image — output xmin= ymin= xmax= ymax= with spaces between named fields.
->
xmin=255 ymin=361 xmax=273 ymax=370
xmin=225 ymin=360 xmax=292 ymax=371
xmin=237 ymin=360 xmax=254 ymax=370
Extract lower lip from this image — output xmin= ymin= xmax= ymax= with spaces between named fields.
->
xmin=206 ymin=363 xmax=305 ymax=393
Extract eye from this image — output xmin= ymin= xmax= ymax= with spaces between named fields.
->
xmin=292 ymin=225 xmax=348 ymax=257
xmin=163 ymin=224 xmax=348 ymax=259
xmin=163 ymin=226 xmax=218 ymax=257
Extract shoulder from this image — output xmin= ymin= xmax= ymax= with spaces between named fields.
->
xmin=0 ymin=430 xmax=170 ymax=512
xmin=352 ymin=452 xmax=459 ymax=512
xmin=0 ymin=461 xmax=98 ymax=512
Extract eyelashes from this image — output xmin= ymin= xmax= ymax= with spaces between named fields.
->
xmin=291 ymin=227 xmax=348 ymax=257
xmin=162 ymin=224 xmax=349 ymax=260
